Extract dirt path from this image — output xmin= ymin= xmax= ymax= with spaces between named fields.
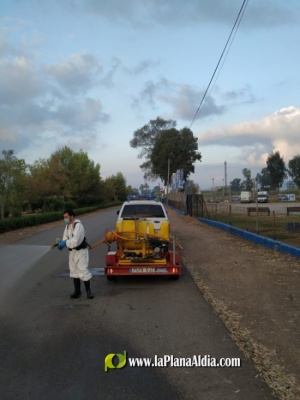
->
xmin=167 ymin=207 xmax=300 ymax=400
xmin=1 ymin=207 xmax=299 ymax=399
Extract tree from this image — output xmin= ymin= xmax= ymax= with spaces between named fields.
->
xmin=27 ymin=147 xmax=103 ymax=210
xmin=126 ymin=186 xmax=139 ymax=196
xmin=0 ymin=150 xmax=26 ymax=219
xmin=288 ymin=155 xmax=300 ymax=188
xmin=266 ymin=151 xmax=287 ymax=191
xmin=27 ymin=159 xmax=54 ymax=212
xmin=47 ymin=147 xmax=103 ymax=206
xmin=104 ymin=172 xmax=127 ymax=202
xmin=150 ymin=127 xmax=201 ymax=185
xmin=130 ymin=117 xmax=176 ymax=180
xmin=185 ymin=180 xmax=200 ymax=194
xmin=242 ymin=168 xmax=253 ymax=191
xmin=68 ymin=150 xmax=103 ymax=206
xmin=139 ymin=182 xmax=151 ymax=195
xmin=257 ymin=167 xmax=273 ymax=191
xmin=230 ymin=178 xmax=242 ymax=193
xmin=153 ymin=185 xmax=161 ymax=195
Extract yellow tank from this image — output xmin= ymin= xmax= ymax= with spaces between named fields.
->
xmin=115 ymin=219 xmax=169 ymax=251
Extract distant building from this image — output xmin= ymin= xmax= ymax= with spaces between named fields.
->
xmin=285 ymin=181 xmax=297 ymax=190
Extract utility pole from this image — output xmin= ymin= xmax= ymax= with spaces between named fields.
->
xmin=224 ymin=161 xmax=227 ymax=195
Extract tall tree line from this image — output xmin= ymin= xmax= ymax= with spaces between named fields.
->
xmin=230 ymin=151 xmax=300 ymax=192
xmin=0 ymin=147 xmax=129 ymax=219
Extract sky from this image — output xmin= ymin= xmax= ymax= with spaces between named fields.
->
xmin=1 ymin=0 xmax=300 ymax=190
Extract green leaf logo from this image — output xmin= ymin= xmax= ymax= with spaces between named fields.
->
xmin=104 ymin=351 xmax=127 ymax=371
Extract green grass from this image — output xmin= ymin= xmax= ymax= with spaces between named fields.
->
xmin=203 ymin=212 xmax=300 ymax=246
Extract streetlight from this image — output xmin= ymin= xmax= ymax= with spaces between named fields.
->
xmin=222 ymin=178 xmax=224 ymax=196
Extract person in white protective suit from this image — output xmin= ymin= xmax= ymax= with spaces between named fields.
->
xmin=57 ymin=209 xmax=94 ymax=299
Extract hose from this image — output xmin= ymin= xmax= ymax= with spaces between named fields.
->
xmin=90 ymin=238 xmax=108 ymax=250
xmin=90 ymin=230 xmax=183 ymax=250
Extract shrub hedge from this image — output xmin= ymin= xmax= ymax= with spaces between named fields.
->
xmin=0 ymin=203 xmax=122 ymax=234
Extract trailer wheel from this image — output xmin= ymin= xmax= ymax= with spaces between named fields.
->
xmin=107 ymin=275 xmax=117 ymax=281
xmin=170 ymin=275 xmax=179 ymax=280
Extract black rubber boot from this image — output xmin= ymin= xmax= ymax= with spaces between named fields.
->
xmin=70 ymin=278 xmax=81 ymax=299
xmin=84 ymin=280 xmax=94 ymax=299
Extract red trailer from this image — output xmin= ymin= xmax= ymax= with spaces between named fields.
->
xmin=104 ymin=196 xmax=182 ymax=280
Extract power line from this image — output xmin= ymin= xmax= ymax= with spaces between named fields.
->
xmin=189 ymin=0 xmax=249 ymax=129
xmin=206 ymin=0 xmax=249 ymax=103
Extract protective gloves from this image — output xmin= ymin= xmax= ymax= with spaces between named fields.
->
xmin=57 ymin=240 xmax=67 ymax=250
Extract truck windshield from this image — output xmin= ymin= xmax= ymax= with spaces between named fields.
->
xmin=121 ymin=204 xmax=166 ymax=218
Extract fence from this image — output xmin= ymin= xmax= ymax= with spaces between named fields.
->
xmin=166 ymin=194 xmax=300 ymax=247
xmin=167 ymin=191 xmax=187 ymax=213
xmin=167 ymin=193 xmax=205 ymax=216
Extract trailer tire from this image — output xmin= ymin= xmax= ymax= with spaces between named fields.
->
xmin=107 ymin=275 xmax=117 ymax=281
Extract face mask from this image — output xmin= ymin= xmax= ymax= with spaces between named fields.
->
xmin=64 ymin=218 xmax=71 ymax=224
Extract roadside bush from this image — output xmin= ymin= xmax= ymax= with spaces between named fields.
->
xmin=0 ymin=202 xmax=122 ymax=234
xmin=11 ymin=209 xmax=22 ymax=218
xmin=48 ymin=197 xmax=65 ymax=211
xmin=64 ymin=200 xmax=77 ymax=210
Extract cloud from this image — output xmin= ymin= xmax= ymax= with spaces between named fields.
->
xmin=0 ymin=57 xmax=45 ymax=105
xmin=131 ymin=59 xmax=159 ymax=74
xmin=0 ymin=20 xmax=158 ymax=161
xmin=198 ymin=106 xmax=300 ymax=166
xmin=45 ymin=53 xmax=103 ymax=95
xmin=133 ymin=79 xmax=231 ymax=120
xmin=161 ymin=84 xmax=225 ymax=120
xmin=0 ymin=38 xmax=109 ymax=156
xmin=133 ymin=78 xmax=258 ymax=121
xmin=0 ymin=17 xmax=43 ymax=59
xmin=99 ymin=57 xmax=123 ymax=89
xmin=65 ymin=0 xmax=299 ymax=29
xmin=132 ymin=80 xmax=160 ymax=109
xmin=54 ymin=98 xmax=109 ymax=130
xmin=99 ymin=57 xmax=159 ymax=89
xmin=222 ymin=85 xmax=257 ymax=104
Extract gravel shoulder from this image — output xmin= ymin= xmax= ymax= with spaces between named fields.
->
xmin=167 ymin=207 xmax=300 ymax=400
xmin=1 ymin=207 xmax=299 ymax=399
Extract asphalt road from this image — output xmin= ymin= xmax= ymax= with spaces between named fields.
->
xmin=0 ymin=208 xmax=275 ymax=400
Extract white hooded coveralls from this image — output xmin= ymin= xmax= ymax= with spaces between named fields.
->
xmin=62 ymin=219 xmax=92 ymax=281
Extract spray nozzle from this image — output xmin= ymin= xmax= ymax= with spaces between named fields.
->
xmin=50 ymin=238 xmax=61 ymax=249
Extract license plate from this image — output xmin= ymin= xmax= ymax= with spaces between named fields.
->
xmin=155 ymin=268 xmax=168 ymax=273
xmin=130 ymin=268 xmax=155 ymax=273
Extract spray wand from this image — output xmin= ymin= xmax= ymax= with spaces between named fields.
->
xmin=50 ymin=238 xmax=61 ymax=249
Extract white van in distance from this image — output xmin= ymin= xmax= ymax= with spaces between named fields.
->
xmin=240 ymin=191 xmax=253 ymax=203
xmin=257 ymin=191 xmax=269 ymax=203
